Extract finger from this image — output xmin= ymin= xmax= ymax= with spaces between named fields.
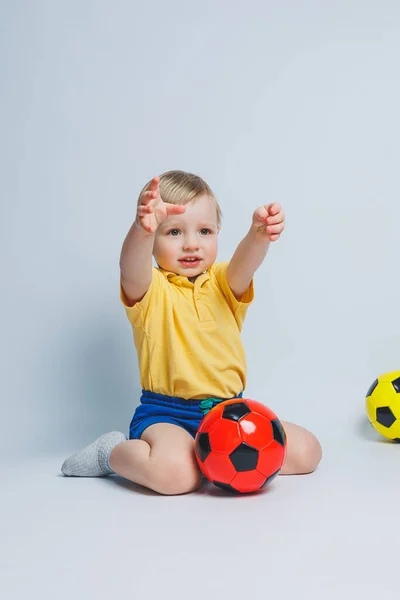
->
xmin=266 ymin=212 xmax=284 ymax=225
xmin=138 ymin=218 xmax=156 ymax=233
xmin=137 ymin=205 xmax=154 ymax=216
xmin=139 ymin=196 xmax=156 ymax=208
xmin=254 ymin=206 xmax=269 ymax=222
xmin=140 ymin=190 xmax=158 ymax=206
xmin=267 ymin=203 xmax=281 ymax=216
xmin=266 ymin=224 xmax=284 ymax=235
xmin=166 ymin=204 xmax=186 ymax=215
xmin=269 ymin=233 xmax=280 ymax=242
xmin=148 ymin=176 xmax=160 ymax=191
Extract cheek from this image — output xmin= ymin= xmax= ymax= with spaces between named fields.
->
xmin=154 ymin=238 xmax=176 ymax=258
xmin=205 ymin=238 xmax=218 ymax=258
xmin=153 ymin=239 xmax=165 ymax=260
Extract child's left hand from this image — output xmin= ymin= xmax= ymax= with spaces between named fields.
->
xmin=252 ymin=203 xmax=285 ymax=241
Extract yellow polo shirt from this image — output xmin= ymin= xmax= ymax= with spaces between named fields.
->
xmin=120 ymin=261 xmax=254 ymax=400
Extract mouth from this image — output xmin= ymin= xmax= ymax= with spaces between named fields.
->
xmin=179 ymin=257 xmax=202 ymax=268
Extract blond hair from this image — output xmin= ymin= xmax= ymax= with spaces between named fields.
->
xmin=139 ymin=170 xmax=222 ymax=226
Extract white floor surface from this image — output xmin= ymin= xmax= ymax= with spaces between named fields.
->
xmin=2 ymin=417 xmax=399 ymax=600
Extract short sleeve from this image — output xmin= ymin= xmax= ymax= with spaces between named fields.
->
xmin=211 ymin=261 xmax=254 ymax=330
xmin=120 ymin=267 xmax=164 ymax=327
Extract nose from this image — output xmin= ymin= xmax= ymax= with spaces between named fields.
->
xmin=182 ymin=233 xmax=200 ymax=251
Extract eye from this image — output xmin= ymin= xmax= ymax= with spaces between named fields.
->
xmin=200 ymin=228 xmax=212 ymax=235
xmin=167 ymin=229 xmax=181 ymax=236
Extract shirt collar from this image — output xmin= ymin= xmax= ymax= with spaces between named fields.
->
xmin=159 ymin=268 xmax=210 ymax=287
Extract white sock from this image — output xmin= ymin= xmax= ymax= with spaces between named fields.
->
xmin=61 ymin=431 xmax=126 ymax=477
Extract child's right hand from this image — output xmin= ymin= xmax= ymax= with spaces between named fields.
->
xmin=136 ymin=176 xmax=186 ymax=234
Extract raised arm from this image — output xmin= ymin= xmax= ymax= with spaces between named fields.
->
xmin=119 ymin=176 xmax=185 ymax=305
xmin=226 ymin=203 xmax=285 ymax=300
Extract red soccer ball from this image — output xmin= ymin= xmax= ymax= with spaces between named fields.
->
xmin=195 ymin=398 xmax=287 ymax=493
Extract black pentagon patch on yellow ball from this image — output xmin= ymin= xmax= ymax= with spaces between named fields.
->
xmin=376 ymin=407 xmax=396 ymax=428
xmin=366 ymin=379 xmax=378 ymax=397
xmin=392 ymin=377 xmax=400 ymax=394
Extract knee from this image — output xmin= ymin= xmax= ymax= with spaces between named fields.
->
xmin=282 ymin=427 xmax=322 ymax=475
xmin=299 ymin=432 xmax=322 ymax=474
xmin=152 ymin=456 xmax=203 ymax=496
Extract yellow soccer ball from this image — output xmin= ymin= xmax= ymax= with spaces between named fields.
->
xmin=366 ymin=371 xmax=400 ymax=440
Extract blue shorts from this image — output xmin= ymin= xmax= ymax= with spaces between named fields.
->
xmin=129 ymin=389 xmax=243 ymax=440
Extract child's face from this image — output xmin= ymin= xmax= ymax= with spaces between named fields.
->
xmin=153 ymin=194 xmax=219 ymax=278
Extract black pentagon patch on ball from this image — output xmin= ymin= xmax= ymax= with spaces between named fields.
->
xmin=271 ymin=419 xmax=286 ymax=447
xmin=229 ymin=442 xmax=259 ymax=471
xmin=196 ymin=432 xmax=211 ymax=462
xmin=392 ymin=377 xmax=400 ymax=394
xmin=213 ymin=481 xmax=239 ymax=493
xmin=222 ymin=401 xmax=251 ymax=422
xmin=376 ymin=407 xmax=396 ymax=428
xmin=261 ymin=469 xmax=281 ymax=488
xmin=366 ymin=379 xmax=378 ymax=397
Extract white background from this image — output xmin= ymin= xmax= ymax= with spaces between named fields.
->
xmin=2 ymin=2 xmax=400 ymax=598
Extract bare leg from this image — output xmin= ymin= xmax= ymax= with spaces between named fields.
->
xmin=280 ymin=421 xmax=322 ymax=475
xmin=109 ymin=423 xmax=203 ymax=495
